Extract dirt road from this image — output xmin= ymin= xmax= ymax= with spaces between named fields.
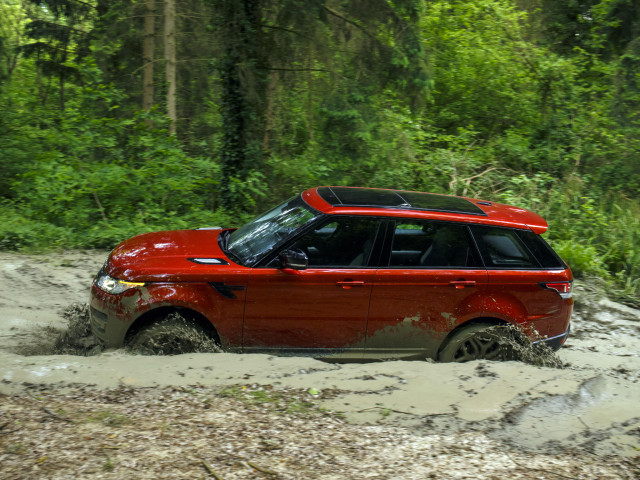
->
xmin=0 ymin=251 xmax=639 ymax=478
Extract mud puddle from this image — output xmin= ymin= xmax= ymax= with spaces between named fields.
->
xmin=1 ymin=251 xmax=639 ymax=473
xmin=16 ymin=301 xmax=564 ymax=369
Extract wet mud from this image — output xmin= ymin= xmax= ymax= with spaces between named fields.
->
xmin=12 ymin=304 xmax=101 ymax=357
xmin=473 ymin=324 xmax=565 ymax=368
xmin=125 ymin=312 xmax=222 ymax=355
xmin=0 ymin=251 xmax=639 ymax=477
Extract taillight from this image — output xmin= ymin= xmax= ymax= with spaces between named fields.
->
xmin=539 ymin=281 xmax=572 ymax=299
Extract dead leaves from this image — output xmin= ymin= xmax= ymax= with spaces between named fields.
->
xmin=0 ymin=384 xmax=638 ymax=479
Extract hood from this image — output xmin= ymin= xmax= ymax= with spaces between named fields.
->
xmin=106 ymin=228 xmax=237 ymax=281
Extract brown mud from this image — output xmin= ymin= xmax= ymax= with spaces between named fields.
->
xmin=0 ymin=251 xmax=639 ymax=478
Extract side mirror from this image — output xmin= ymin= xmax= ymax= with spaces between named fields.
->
xmin=279 ymin=248 xmax=308 ymax=271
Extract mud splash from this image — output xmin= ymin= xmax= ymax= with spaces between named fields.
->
xmin=17 ymin=303 xmax=564 ymax=366
xmin=16 ymin=305 xmax=223 ymax=357
xmin=126 ymin=312 xmax=223 ymax=355
xmin=11 ymin=303 xmax=101 ymax=356
xmin=462 ymin=324 xmax=566 ymax=368
xmin=52 ymin=303 xmax=102 ymax=355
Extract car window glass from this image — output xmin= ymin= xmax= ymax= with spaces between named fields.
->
xmin=516 ymin=230 xmax=565 ymax=269
xmin=287 ymin=217 xmax=381 ymax=267
xmin=471 ymin=226 xmax=540 ymax=268
xmin=389 ymin=221 xmax=479 ymax=268
xmin=227 ymin=196 xmax=318 ymax=264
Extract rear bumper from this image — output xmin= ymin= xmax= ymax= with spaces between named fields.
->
xmin=534 ymin=324 xmax=570 ymax=351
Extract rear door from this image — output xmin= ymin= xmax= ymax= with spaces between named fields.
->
xmin=366 ymin=220 xmax=489 ymax=360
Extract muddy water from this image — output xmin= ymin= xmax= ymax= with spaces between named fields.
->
xmin=0 ymin=251 xmax=639 ymax=459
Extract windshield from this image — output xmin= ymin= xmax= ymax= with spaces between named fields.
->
xmin=227 ymin=196 xmax=319 ymax=265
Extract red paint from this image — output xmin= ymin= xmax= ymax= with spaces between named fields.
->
xmin=90 ymin=186 xmax=572 ymax=359
xmin=243 ymin=268 xmax=373 ymax=349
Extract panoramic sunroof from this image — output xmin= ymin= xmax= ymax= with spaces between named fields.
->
xmin=317 ymin=187 xmax=486 ymax=216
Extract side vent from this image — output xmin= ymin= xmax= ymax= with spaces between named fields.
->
xmin=210 ymin=282 xmax=245 ymax=299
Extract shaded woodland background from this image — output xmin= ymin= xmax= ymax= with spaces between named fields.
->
xmin=1 ymin=0 xmax=639 ymax=302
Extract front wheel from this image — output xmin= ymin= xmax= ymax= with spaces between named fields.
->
xmin=128 ymin=312 xmax=220 ymax=355
xmin=438 ymin=323 xmax=518 ymax=363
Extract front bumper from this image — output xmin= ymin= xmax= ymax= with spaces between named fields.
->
xmin=89 ymin=283 xmax=139 ymax=347
xmin=534 ymin=324 xmax=570 ymax=351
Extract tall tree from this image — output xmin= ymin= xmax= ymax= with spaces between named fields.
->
xmin=143 ymin=0 xmax=155 ymax=112
xmin=215 ymin=0 xmax=430 ymax=209
xmin=218 ymin=0 xmax=264 ymax=209
xmin=164 ymin=0 xmax=177 ymax=134
xmin=0 ymin=1 xmax=25 ymax=84
xmin=21 ymin=0 xmax=95 ymax=110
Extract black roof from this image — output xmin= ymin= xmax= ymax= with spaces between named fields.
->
xmin=317 ymin=187 xmax=487 ymax=216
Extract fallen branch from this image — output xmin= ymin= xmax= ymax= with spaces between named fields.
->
xmin=0 ymin=421 xmax=19 ymax=436
xmin=200 ymin=459 xmax=224 ymax=480
xmin=247 ymin=460 xmax=277 ymax=476
xmin=42 ymin=408 xmax=74 ymax=423
xmin=508 ymin=453 xmax=576 ymax=480
xmin=577 ymin=416 xmax=590 ymax=430
xmin=355 ymin=406 xmax=420 ymax=416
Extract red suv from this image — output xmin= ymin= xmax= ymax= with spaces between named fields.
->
xmin=90 ymin=186 xmax=572 ymax=361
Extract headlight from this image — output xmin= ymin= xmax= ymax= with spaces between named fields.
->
xmin=95 ymin=272 xmax=145 ymax=294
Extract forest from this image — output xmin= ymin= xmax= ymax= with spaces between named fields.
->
xmin=0 ymin=0 xmax=639 ymax=302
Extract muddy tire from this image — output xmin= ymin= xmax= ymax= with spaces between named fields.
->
xmin=128 ymin=313 xmax=219 ymax=355
xmin=438 ymin=323 xmax=516 ymax=363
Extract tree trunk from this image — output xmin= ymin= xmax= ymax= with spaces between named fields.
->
xmin=143 ymin=0 xmax=155 ymax=112
xmin=164 ymin=0 xmax=176 ymax=134
xmin=262 ymin=71 xmax=279 ymax=152
xmin=307 ymin=48 xmax=314 ymax=143
xmin=219 ymin=0 xmax=266 ymax=211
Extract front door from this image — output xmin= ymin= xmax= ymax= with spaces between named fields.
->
xmin=242 ymin=216 xmax=383 ymax=358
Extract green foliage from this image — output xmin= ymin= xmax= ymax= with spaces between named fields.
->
xmin=552 ymin=240 xmax=609 ymax=279
xmin=1 ymin=0 xmax=640 ymax=301
xmin=0 ymin=72 xmax=242 ymax=250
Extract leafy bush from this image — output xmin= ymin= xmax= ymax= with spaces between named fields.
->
xmin=0 ymin=88 xmax=249 ymax=250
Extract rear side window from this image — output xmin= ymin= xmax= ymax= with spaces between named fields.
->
xmin=516 ymin=230 xmax=566 ymax=269
xmin=389 ymin=221 xmax=481 ymax=268
xmin=471 ymin=226 xmax=540 ymax=268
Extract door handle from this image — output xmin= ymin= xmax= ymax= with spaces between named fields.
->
xmin=336 ymin=280 xmax=365 ymax=289
xmin=449 ymin=280 xmax=476 ymax=289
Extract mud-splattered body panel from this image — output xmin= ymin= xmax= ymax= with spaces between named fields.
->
xmin=90 ymin=186 xmax=573 ymax=359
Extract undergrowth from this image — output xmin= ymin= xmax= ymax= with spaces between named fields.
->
xmin=0 ymin=164 xmax=638 ymax=305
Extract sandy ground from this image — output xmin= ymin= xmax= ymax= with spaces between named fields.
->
xmin=0 ymin=250 xmax=639 ymax=479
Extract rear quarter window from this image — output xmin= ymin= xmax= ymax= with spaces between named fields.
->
xmin=515 ymin=230 xmax=566 ymax=269
xmin=471 ymin=226 xmax=540 ymax=269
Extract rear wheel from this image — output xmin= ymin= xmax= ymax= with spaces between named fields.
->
xmin=438 ymin=323 xmax=517 ymax=363
xmin=128 ymin=312 xmax=220 ymax=355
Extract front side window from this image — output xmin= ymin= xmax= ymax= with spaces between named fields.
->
xmin=471 ymin=226 xmax=540 ymax=268
xmin=227 ymin=196 xmax=319 ymax=265
xmin=389 ymin=221 xmax=480 ymax=268
xmin=287 ymin=216 xmax=382 ymax=267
